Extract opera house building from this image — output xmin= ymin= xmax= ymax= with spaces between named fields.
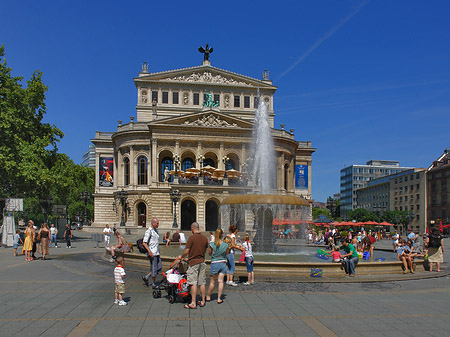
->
xmin=92 ymin=53 xmax=315 ymax=232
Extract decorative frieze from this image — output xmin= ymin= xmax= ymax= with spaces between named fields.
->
xmin=184 ymin=114 xmax=238 ymax=128
xmin=162 ymin=72 xmax=249 ymax=86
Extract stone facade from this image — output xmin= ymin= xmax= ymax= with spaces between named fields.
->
xmin=427 ymin=149 xmax=450 ymax=229
xmin=92 ymin=59 xmax=315 ymax=232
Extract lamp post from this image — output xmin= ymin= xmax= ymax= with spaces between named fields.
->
xmin=39 ymin=196 xmax=53 ymax=223
xmin=197 ymin=154 xmax=205 ymax=177
xmin=169 ymin=188 xmax=181 ymax=228
xmin=406 ymin=211 xmax=415 ymax=231
xmin=326 ymin=197 xmax=336 ymax=221
xmin=173 ymin=154 xmax=181 ymax=176
xmin=374 ymin=205 xmax=386 ymax=238
xmin=80 ymin=190 xmax=91 ymax=226
xmin=115 ymin=189 xmax=128 ymax=227
xmin=222 ymin=155 xmax=230 ymax=177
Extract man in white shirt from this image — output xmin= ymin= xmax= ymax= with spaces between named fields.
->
xmin=103 ymin=224 xmax=112 ymax=248
xmin=179 ymin=231 xmax=186 ymax=243
xmin=142 ymin=218 xmax=161 ymax=288
xmin=49 ymin=224 xmax=58 ymax=248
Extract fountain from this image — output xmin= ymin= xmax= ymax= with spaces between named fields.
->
xmin=221 ymin=98 xmax=310 ymax=251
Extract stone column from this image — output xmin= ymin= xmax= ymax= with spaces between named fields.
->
xmin=130 ymin=146 xmax=136 ymax=186
xmin=95 ymin=152 xmax=100 ymax=192
xmin=198 ymin=190 xmax=205 ymax=231
xmin=151 ymin=138 xmax=158 ymax=183
xmin=118 ymin=148 xmax=123 ymax=187
xmin=219 ymin=142 xmax=224 ymax=170
xmin=241 ymin=144 xmax=247 ymax=170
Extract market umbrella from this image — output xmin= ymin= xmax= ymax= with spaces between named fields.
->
xmin=202 ymin=165 xmax=215 ymax=172
xmin=186 ymin=167 xmax=200 ymax=173
xmin=169 ymin=170 xmax=184 ymax=176
xmin=212 ymin=169 xmax=225 ymax=178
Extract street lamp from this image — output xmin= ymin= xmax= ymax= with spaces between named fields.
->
xmin=326 ymin=197 xmax=336 ymax=220
xmin=197 ymin=154 xmax=205 ymax=177
xmin=115 ymin=189 xmax=128 ymax=227
xmin=373 ymin=205 xmax=386 ymax=237
xmin=169 ymin=188 xmax=181 ymax=228
xmin=406 ymin=211 xmax=415 ymax=231
xmin=173 ymin=154 xmax=181 ymax=176
xmin=39 ymin=196 xmax=53 ymax=223
xmin=222 ymin=155 xmax=230 ymax=177
xmin=80 ymin=190 xmax=91 ymax=226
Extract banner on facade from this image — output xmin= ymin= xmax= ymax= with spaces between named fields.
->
xmin=295 ymin=165 xmax=308 ymax=189
xmin=99 ymin=157 xmax=114 ymax=187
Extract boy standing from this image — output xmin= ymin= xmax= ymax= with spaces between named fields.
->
xmin=13 ymin=230 xmax=23 ymax=256
xmin=114 ymin=256 xmax=127 ymax=306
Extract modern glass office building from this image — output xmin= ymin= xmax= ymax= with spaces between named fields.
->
xmin=340 ymin=160 xmax=412 ymax=215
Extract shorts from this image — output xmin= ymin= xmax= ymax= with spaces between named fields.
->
xmin=226 ymin=253 xmax=235 ymax=275
xmin=148 ymin=255 xmax=162 ymax=277
xmin=115 ymin=283 xmax=125 ymax=294
xmin=187 ymin=262 xmax=206 ymax=286
xmin=13 ymin=244 xmax=18 ymax=249
xmin=245 ymin=257 xmax=254 ymax=272
xmin=210 ymin=262 xmax=227 ymax=275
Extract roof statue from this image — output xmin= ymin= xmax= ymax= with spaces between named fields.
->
xmin=198 ymin=44 xmax=213 ymax=61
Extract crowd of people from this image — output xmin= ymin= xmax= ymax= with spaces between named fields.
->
xmin=108 ymin=218 xmax=256 ymax=308
xmin=15 ymin=220 xmax=73 ymax=261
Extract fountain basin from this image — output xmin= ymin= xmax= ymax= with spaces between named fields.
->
xmin=106 ymin=249 xmax=431 ymax=282
xmin=222 ymin=194 xmax=310 ymax=206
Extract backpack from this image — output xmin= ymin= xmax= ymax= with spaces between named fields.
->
xmin=429 ymin=234 xmax=441 ymax=248
xmin=136 ymin=229 xmax=152 ymax=254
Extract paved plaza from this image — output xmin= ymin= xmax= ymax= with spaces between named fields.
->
xmin=1 ymin=232 xmax=449 ymax=337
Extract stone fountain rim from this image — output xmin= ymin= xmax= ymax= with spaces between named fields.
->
xmin=222 ymin=194 xmax=310 ymax=206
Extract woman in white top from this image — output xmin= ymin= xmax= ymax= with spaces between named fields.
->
xmin=242 ymin=233 xmax=254 ymax=285
xmin=225 ymin=225 xmax=244 ymax=287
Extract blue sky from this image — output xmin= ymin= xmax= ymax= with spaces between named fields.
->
xmin=3 ymin=0 xmax=450 ymax=202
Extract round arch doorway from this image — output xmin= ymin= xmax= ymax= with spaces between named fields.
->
xmin=137 ymin=202 xmax=146 ymax=227
xmin=181 ymin=199 xmax=196 ymax=230
xmin=205 ymin=200 xmax=219 ymax=231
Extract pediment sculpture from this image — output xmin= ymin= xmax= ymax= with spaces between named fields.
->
xmin=163 ymin=72 xmax=248 ymax=86
xmin=184 ymin=114 xmax=239 ymax=128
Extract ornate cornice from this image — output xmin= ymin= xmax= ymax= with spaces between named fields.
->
xmin=184 ymin=114 xmax=238 ymax=128
xmin=161 ymin=71 xmax=248 ymax=86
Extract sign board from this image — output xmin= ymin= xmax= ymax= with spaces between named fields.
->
xmin=295 ymin=165 xmax=308 ymax=189
xmin=53 ymin=205 xmax=67 ymax=216
xmin=99 ymin=157 xmax=114 ymax=187
xmin=5 ymin=198 xmax=23 ymax=212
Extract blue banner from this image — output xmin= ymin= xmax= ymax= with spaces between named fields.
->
xmin=295 ymin=165 xmax=308 ymax=189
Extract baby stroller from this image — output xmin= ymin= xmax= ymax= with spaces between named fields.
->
xmin=152 ymin=258 xmax=191 ymax=304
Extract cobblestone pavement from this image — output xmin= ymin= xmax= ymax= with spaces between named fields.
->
xmin=1 ymin=232 xmax=449 ymax=336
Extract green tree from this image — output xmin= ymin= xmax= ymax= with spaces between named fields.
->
xmin=49 ymin=154 xmax=94 ymax=220
xmin=312 ymin=207 xmax=331 ymax=221
xmin=0 ymin=45 xmax=64 ymax=198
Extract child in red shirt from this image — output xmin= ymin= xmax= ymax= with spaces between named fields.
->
xmin=327 ymin=246 xmax=342 ymax=262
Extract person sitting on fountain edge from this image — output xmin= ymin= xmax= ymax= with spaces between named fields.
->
xmin=341 ymin=239 xmax=359 ymax=277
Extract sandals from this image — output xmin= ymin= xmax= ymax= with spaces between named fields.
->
xmin=217 ymin=300 xmax=224 ymax=304
xmin=205 ymin=297 xmax=211 ymax=302
xmin=197 ymin=301 xmax=205 ymax=307
xmin=184 ymin=304 xmax=197 ymax=310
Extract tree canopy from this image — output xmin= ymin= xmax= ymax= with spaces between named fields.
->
xmin=0 ymin=45 xmax=64 ymax=198
xmin=0 ymin=45 xmax=94 ymax=222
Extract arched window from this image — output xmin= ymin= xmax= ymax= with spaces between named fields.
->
xmin=203 ymin=158 xmax=215 ymax=168
xmin=160 ymin=157 xmax=173 ymax=182
xmin=137 ymin=156 xmax=148 ymax=185
xmin=124 ymin=157 xmax=130 ymax=185
xmin=284 ymin=164 xmax=289 ymax=190
xmin=225 ymin=159 xmax=235 ymax=171
xmin=182 ymin=158 xmax=195 ymax=171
